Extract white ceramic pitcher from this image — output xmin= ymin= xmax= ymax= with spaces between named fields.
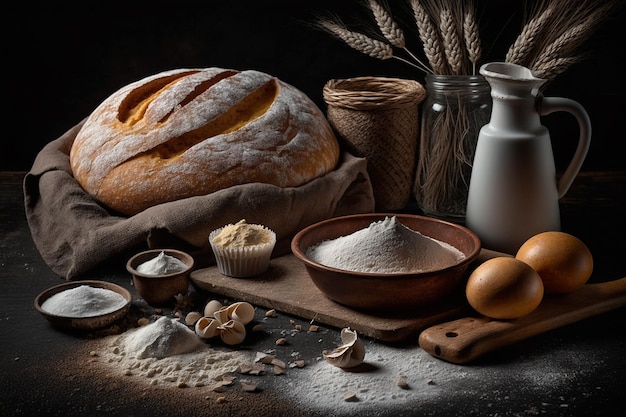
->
xmin=465 ymin=62 xmax=591 ymax=254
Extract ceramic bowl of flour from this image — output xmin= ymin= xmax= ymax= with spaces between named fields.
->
xmin=35 ymin=280 xmax=132 ymax=330
xmin=126 ymin=249 xmax=194 ymax=306
xmin=291 ymin=213 xmax=481 ymax=311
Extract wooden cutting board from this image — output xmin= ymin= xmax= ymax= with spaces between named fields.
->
xmin=190 ymin=253 xmax=485 ymax=342
xmin=418 ymin=276 xmax=626 ymax=363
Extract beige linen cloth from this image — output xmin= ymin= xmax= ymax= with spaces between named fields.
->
xmin=24 ymin=121 xmax=376 ymax=279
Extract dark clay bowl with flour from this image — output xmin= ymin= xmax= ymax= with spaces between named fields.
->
xmin=35 ymin=280 xmax=132 ymax=330
xmin=291 ymin=213 xmax=481 ymax=311
xmin=126 ymin=249 xmax=194 ymax=306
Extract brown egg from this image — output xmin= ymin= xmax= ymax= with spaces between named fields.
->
xmin=466 ymin=257 xmax=544 ymax=319
xmin=516 ymin=231 xmax=593 ymax=295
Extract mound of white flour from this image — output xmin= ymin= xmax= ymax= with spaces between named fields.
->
xmin=98 ymin=316 xmax=251 ymax=388
xmin=305 ymin=216 xmax=464 ymax=273
xmin=121 ymin=316 xmax=203 ymax=359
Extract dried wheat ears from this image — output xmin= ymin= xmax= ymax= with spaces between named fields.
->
xmin=318 ymin=20 xmax=394 ymax=61
xmin=319 ymin=0 xmax=617 ymax=81
xmin=506 ymin=0 xmax=618 ymax=80
xmin=439 ymin=7 xmax=464 ymax=75
xmin=463 ymin=9 xmax=482 ymax=75
xmin=367 ymin=0 xmax=432 ymax=73
xmin=409 ymin=0 xmax=447 ymax=74
xmin=318 ymin=0 xmax=483 ymax=76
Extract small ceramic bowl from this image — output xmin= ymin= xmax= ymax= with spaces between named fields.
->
xmin=126 ymin=249 xmax=194 ymax=306
xmin=35 ymin=280 xmax=132 ymax=330
xmin=291 ymin=213 xmax=481 ymax=311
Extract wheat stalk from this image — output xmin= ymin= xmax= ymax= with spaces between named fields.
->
xmin=463 ymin=6 xmax=481 ymax=75
xmin=505 ymin=4 xmax=555 ymax=67
xmin=368 ymin=0 xmax=405 ymax=48
xmin=533 ymin=57 xmax=582 ymax=80
xmin=532 ymin=23 xmax=589 ymax=70
xmin=439 ymin=7 xmax=464 ymax=75
xmin=318 ymin=19 xmax=394 ymax=60
xmin=318 ymin=19 xmax=428 ymax=72
xmin=409 ymin=0 xmax=448 ymax=74
xmin=367 ymin=0 xmax=432 ymax=73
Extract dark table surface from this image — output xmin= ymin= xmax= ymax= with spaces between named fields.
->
xmin=1 ymin=170 xmax=625 ymax=417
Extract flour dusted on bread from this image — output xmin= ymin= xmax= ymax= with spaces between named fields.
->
xmin=69 ymin=68 xmax=340 ymax=215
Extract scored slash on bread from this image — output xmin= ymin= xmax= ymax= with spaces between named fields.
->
xmin=70 ymin=68 xmax=340 ymax=216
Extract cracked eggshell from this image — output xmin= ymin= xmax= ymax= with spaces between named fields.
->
xmin=195 ymin=316 xmax=221 ymax=339
xmin=323 ymin=328 xmax=365 ymax=368
xmin=219 ymin=319 xmax=247 ymax=345
xmin=227 ymin=301 xmax=255 ymax=325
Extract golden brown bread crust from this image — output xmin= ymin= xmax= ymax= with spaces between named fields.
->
xmin=70 ymin=68 xmax=340 ymax=215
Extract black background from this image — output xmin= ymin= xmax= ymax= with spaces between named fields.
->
xmin=6 ymin=0 xmax=625 ymax=172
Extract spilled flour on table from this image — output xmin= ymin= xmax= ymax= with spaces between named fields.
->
xmin=284 ymin=340 xmax=470 ymax=414
xmin=279 ymin=339 xmax=609 ymax=416
xmin=88 ymin=315 xmax=609 ymax=415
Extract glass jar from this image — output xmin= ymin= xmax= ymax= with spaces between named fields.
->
xmin=413 ymin=74 xmax=491 ymax=223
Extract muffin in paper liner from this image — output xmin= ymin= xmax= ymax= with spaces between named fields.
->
xmin=209 ymin=220 xmax=277 ymax=277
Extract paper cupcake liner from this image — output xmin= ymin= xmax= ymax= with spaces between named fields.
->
xmin=209 ymin=226 xmax=276 ymax=278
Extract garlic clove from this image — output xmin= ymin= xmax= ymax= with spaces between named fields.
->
xmin=195 ymin=316 xmax=221 ymax=339
xmin=218 ymin=319 xmax=247 ymax=345
xmin=227 ymin=301 xmax=255 ymax=325
xmin=204 ymin=299 xmax=224 ymax=317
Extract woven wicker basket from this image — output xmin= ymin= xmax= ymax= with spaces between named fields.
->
xmin=323 ymin=77 xmax=426 ymax=211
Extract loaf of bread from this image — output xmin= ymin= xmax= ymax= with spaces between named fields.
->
xmin=70 ymin=68 xmax=340 ymax=215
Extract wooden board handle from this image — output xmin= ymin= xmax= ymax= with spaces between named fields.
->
xmin=419 ymin=277 xmax=626 ymax=364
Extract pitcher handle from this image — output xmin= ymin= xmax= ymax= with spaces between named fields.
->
xmin=539 ymin=97 xmax=592 ymax=199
